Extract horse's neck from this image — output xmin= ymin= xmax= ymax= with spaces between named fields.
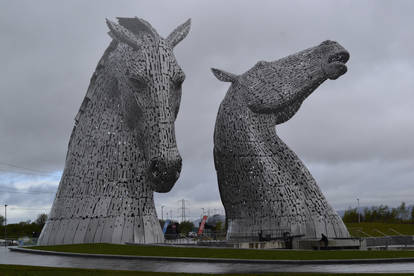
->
xmin=218 ymin=98 xmax=305 ymax=177
xmin=231 ymin=105 xmax=276 ymax=144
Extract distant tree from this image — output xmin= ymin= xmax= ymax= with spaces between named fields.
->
xmin=214 ymin=221 xmax=223 ymax=232
xmin=411 ymin=207 xmax=414 ymax=223
xmin=19 ymin=220 xmax=31 ymax=226
xmin=0 ymin=215 xmax=4 ymax=226
xmin=178 ymin=220 xmax=194 ymax=235
xmin=35 ymin=213 xmax=48 ymax=227
xmin=396 ymin=202 xmax=410 ymax=221
xmin=342 ymin=207 xmax=360 ymax=223
xmin=363 ymin=205 xmax=398 ymax=223
xmin=343 ymin=203 xmax=414 ymax=224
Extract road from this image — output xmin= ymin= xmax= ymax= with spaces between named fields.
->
xmin=1 ymin=247 xmax=414 ymax=273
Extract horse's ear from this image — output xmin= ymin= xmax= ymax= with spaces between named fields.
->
xmin=117 ymin=17 xmax=159 ymax=39
xmin=106 ymin=19 xmax=142 ymax=50
xmin=166 ymin=19 xmax=191 ymax=48
xmin=211 ymin=68 xmax=238 ymax=83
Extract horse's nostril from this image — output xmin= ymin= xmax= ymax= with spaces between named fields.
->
xmin=176 ymin=157 xmax=183 ymax=171
xmin=150 ymin=160 xmax=164 ymax=177
xmin=150 ymin=158 xmax=182 ymax=180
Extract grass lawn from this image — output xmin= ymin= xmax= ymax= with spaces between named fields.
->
xmin=346 ymin=222 xmax=414 ymax=237
xmin=30 ymin=243 xmax=414 ymax=260
xmin=1 ymin=265 xmax=414 ymax=276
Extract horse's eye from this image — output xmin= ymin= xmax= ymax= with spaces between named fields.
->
xmin=172 ymin=75 xmax=185 ymax=90
xmin=129 ymin=77 xmax=147 ymax=91
xmin=172 ymin=80 xmax=183 ymax=90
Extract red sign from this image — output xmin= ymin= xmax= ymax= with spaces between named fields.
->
xmin=197 ymin=216 xmax=208 ymax=235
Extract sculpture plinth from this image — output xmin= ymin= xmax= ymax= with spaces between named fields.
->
xmin=212 ymin=40 xmax=350 ymax=240
xmin=38 ymin=17 xmax=190 ymax=245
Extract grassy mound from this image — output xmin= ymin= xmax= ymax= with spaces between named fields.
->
xmin=346 ymin=222 xmax=414 ymax=237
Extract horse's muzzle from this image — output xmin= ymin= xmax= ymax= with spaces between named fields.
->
xmin=149 ymin=157 xmax=182 ymax=193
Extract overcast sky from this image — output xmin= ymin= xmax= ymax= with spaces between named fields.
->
xmin=1 ymin=0 xmax=413 ymax=223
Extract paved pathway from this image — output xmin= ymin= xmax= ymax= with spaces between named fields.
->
xmin=2 ymin=247 xmax=414 ymax=273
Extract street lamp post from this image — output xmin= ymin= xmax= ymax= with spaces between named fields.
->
xmin=4 ymin=204 xmax=7 ymax=247
xmin=357 ymin=198 xmax=360 ymax=223
xmin=161 ymin=205 xmax=165 ymax=221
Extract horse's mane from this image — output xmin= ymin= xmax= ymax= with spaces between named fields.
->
xmin=74 ymin=18 xmax=157 ymax=126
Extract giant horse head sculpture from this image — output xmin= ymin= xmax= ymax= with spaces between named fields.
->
xmin=106 ymin=17 xmax=190 ymax=192
xmin=38 ymin=17 xmax=190 ymax=245
xmin=212 ymin=41 xmax=351 ymax=239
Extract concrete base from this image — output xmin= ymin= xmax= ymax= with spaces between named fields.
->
xmin=195 ymin=240 xmax=285 ymax=249
xmin=168 ymin=238 xmax=363 ymax=250
xmin=294 ymin=238 xmax=363 ymax=250
xmin=232 ymin=240 xmax=285 ymax=249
